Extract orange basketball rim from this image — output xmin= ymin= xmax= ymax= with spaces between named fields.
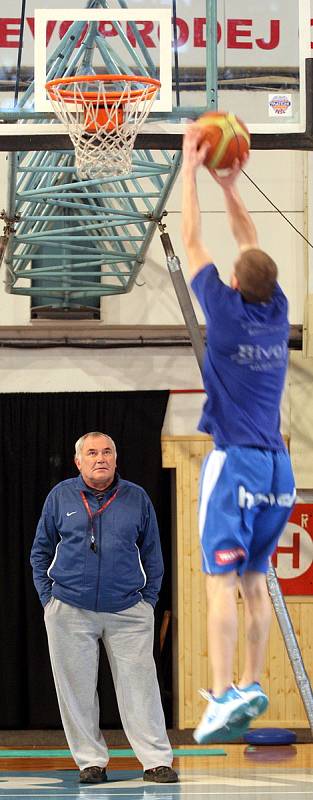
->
xmin=45 ymin=73 xmax=161 ymax=133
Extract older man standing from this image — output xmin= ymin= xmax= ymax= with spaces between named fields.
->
xmin=30 ymin=431 xmax=178 ymax=785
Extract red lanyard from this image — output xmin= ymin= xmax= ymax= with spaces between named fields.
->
xmin=80 ymin=489 xmax=118 ymax=552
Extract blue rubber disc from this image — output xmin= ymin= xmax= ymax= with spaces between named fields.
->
xmin=244 ymin=728 xmax=297 ymax=745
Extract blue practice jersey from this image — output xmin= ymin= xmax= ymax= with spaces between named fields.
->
xmin=191 ymin=264 xmax=289 ymax=449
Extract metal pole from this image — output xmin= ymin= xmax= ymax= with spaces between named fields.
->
xmin=207 ymin=0 xmax=218 ymax=111
xmin=172 ymin=0 xmax=180 ymax=109
xmin=267 ymin=563 xmax=313 ymax=733
xmin=3 ymin=154 xmax=19 ymax=291
xmin=158 ymin=224 xmax=204 ymax=374
xmin=14 ymin=0 xmax=27 ymax=107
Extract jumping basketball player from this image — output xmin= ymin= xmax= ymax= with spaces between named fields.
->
xmin=181 ymin=126 xmax=295 ymax=743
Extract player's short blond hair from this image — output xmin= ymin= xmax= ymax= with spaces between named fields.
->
xmin=235 ymin=248 xmax=278 ymax=303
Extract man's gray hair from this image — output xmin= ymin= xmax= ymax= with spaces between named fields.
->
xmin=75 ymin=432 xmax=117 ymax=458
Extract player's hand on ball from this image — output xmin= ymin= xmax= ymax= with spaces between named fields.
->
xmin=183 ymin=125 xmax=211 ymax=170
xmin=209 ymin=153 xmax=248 ymax=187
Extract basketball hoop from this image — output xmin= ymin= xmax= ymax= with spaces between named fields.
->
xmin=45 ymin=74 xmax=161 ymax=179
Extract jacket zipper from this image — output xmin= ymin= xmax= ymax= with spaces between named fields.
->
xmin=95 ymin=515 xmax=101 ymax=610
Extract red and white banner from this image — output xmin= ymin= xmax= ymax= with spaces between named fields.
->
xmin=272 ymin=504 xmax=313 ymax=595
xmin=0 ymin=1 xmax=310 ymax=68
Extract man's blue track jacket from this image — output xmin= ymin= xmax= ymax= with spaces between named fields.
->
xmin=30 ymin=474 xmax=164 ymax=612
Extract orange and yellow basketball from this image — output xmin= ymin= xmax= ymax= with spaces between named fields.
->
xmin=194 ymin=111 xmax=250 ymax=170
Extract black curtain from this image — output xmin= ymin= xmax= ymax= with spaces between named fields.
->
xmin=0 ymin=390 xmax=170 ymax=728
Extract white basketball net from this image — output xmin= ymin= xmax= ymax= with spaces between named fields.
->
xmin=46 ymin=76 xmax=160 ymax=180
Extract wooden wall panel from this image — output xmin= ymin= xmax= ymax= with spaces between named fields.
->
xmin=162 ymin=434 xmax=313 ymax=729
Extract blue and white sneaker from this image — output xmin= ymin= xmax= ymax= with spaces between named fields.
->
xmin=236 ymin=682 xmax=269 ymax=719
xmin=193 ymin=687 xmax=251 ymax=744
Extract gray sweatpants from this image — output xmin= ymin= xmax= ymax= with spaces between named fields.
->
xmin=44 ymin=597 xmax=173 ymax=771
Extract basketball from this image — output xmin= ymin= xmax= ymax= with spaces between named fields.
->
xmin=194 ymin=111 xmax=250 ymax=170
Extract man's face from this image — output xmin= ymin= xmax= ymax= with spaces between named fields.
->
xmin=75 ymin=435 xmax=117 ymax=489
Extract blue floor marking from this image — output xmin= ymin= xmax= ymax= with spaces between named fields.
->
xmin=0 ymin=748 xmax=225 ymax=758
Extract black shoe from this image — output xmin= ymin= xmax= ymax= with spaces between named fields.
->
xmin=143 ymin=766 xmax=178 ymax=783
xmin=79 ymin=766 xmax=107 ymax=784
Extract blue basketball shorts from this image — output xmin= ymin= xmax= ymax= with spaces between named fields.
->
xmin=199 ymin=445 xmax=296 ymax=575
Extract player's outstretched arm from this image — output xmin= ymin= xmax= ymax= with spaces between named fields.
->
xmin=181 ymin=127 xmax=213 ymax=277
xmin=210 ymin=157 xmax=258 ymax=252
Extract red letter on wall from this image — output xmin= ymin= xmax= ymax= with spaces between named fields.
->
xmin=228 ymin=19 xmax=252 ymax=49
xmin=256 ymin=20 xmax=280 ymax=50
xmin=194 ymin=18 xmax=205 ymax=47
xmin=272 ymin=533 xmax=300 ymax=570
xmin=174 ymin=17 xmax=188 ymax=48
xmin=98 ymin=21 xmax=118 ymax=38
xmin=27 ymin=18 xmax=57 ymax=46
xmin=194 ymin=18 xmax=221 ymax=47
xmin=127 ymin=21 xmax=155 ymax=48
xmin=0 ymin=18 xmax=20 ymax=47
